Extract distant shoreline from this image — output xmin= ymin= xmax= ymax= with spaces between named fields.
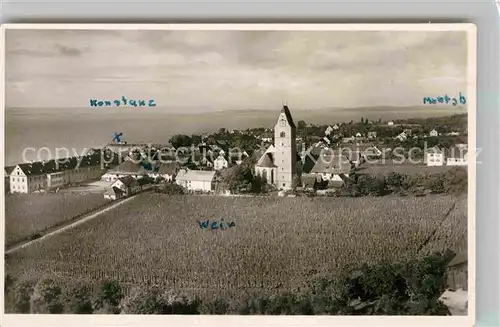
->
xmin=5 ymin=105 xmax=467 ymax=115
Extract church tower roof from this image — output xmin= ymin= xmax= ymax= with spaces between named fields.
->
xmin=280 ymin=105 xmax=296 ymax=129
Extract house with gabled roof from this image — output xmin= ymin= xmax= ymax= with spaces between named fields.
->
xmin=429 ymin=129 xmax=439 ymax=137
xmin=101 ymin=160 xmax=150 ymax=182
xmin=395 ymin=131 xmax=407 ymax=142
xmin=148 ymin=161 xmax=181 ymax=182
xmin=325 ymin=126 xmax=334 ymax=135
xmin=175 ymin=169 xmax=217 ymax=192
xmin=446 ymin=146 xmax=468 ymax=166
xmin=104 ymin=176 xmax=140 ymax=199
xmin=8 ymin=149 xmax=118 ymax=193
xmin=425 ymin=146 xmax=445 ymax=166
xmin=309 ymin=153 xmax=352 ymax=183
xmin=214 ymin=154 xmax=229 ymax=171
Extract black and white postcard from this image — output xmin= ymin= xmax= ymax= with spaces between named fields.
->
xmin=1 ymin=24 xmax=476 ymax=327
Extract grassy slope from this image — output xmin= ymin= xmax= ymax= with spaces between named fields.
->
xmin=5 ymin=193 xmax=111 ymax=247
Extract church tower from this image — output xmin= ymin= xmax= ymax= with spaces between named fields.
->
xmin=274 ymin=104 xmax=298 ymax=190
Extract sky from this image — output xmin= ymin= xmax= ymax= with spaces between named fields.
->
xmin=5 ymin=29 xmax=468 ymax=111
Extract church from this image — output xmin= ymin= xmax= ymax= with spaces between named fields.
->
xmin=255 ymin=105 xmax=302 ymax=190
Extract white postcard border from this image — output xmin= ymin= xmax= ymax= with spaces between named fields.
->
xmin=0 ymin=23 xmax=477 ymax=327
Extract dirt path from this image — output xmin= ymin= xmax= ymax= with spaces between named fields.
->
xmin=5 ymin=194 xmax=139 ymax=255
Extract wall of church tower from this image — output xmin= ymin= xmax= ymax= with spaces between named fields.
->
xmin=274 ymin=112 xmax=297 ymax=190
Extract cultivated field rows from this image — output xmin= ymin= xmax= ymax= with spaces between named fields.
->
xmin=5 ymin=193 xmax=467 ymax=302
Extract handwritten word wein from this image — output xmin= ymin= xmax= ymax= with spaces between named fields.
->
xmin=90 ymin=96 xmax=156 ymax=107
xmin=198 ymin=219 xmax=235 ymax=231
xmin=423 ymin=92 xmax=466 ymax=106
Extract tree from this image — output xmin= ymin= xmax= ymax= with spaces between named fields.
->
xmin=297 ymin=120 xmax=307 ymax=129
xmin=220 ymin=165 xmax=252 ymax=193
xmin=11 ymin=281 xmax=34 ymax=313
xmin=201 ymin=298 xmax=230 ymax=314
xmin=169 ymin=134 xmax=193 ymax=148
xmin=357 ymin=175 xmax=389 ymax=196
xmin=64 ymin=284 xmax=93 ymax=314
xmin=5 ymin=274 xmax=15 ymax=294
xmin=120 ymin=287 xmax=201 ymax=314
xmin=30 ymin=278 xmax=64 ymax=314
xmin=92 ymin=280 xmax=124 ymax=314
xmin=138 ymin=175 xmax=155 ymax=186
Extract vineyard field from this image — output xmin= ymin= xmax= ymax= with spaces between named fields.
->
xmin=5 ymin=193 xmax=111 ymax=247
xmin=4 ymin=193 xmax=467 ymax=303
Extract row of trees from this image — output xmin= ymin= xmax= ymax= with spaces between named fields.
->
xmin=4 ymin=252 xmax=454 ymax=315
xmin=344 ymin=168 xmax=467 ymax=197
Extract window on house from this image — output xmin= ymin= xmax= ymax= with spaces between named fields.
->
xmin=280 ymin=131 xmax=285 ymax=137
xmin=17 ymin=172 xmax=19 ymax=175
xmin=282 ymin=183 xmax=285 ymax=187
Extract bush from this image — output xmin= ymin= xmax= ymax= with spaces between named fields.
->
xmin=331 ymin=252 xmax=452 ymax=315
xmin=120 ymin=286 xmax=165 ymax=314
xmin=156 ymin=183 xmax=185 ymax=195
xmin=239 ymin=293 xmax=314 ymax=315
xmin=357 ymin=175 xmax=389 ymax=196
xmin=11 ymin=281 xmax=34 ymax=313
xmin=92 ymin=280 xmax=124 ymax=314
xmin=5 ymin=274 xmax=15 ymax=294
xmin=443 ymin=167 xmax=467 ymax=195
xmin=120 ymin=287 xmax=201 ymax=314
xmin=30 ymin=278 xmax=64 ymax=314
xmin=64 ymin=284 xmax=93 ymax=314
xmin=201 ymin=298 xmax=230 ymax=314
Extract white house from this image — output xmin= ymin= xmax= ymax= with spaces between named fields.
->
xmin=332 ymin=124 xmax=339 ymax=130
xmin=260 ymin=133 xmax=273 ymax=143
xmin=388 ymin=121 xmax=394 ymax=126
xmin=101 ymin=161 xmax=149 ymax=182
xmin=104 ymin=176 xmax=141 ymax=200
xmin=446 ymin=147 xmax=468 ymax=166
xmin=355 ymin=132 xmax=362 ymax=138
xmin=395 ymin=132 xmax=407 ymax=142
xmin=176 ymin=169 xmax=217 ymax=192
xmin=147 ymin=161 xmax=180 ymax=182
xmin=429 ymin=129 xmax=439 ymax=137
xmin=214 ymin=155 xmax=229 ymax=171
xmin=367 ymin=131 xmax=377 ymax=139
xmin=309 ymin=154 xmax=351 ymax=182
xmin=425 ymin=146 xmax=445 ymax=166
xmin=234 ymin=150 xmax=250 ymax=165
xmin=9 ymin=164 xmax=44 ymax=193
xmin=9 ymin=152 xmax=110 ymax=193
xmin=325 ymin=126 xmax=334 ymax=135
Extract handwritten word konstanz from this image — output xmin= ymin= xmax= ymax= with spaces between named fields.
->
xmin=90 ymin=96 xmax=156 ymax=107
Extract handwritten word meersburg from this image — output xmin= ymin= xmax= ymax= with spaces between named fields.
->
xmin=423 ymin=92 xmax=466 ymax=106
xmin=90 ymin=96 xmax=156 ymax=107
